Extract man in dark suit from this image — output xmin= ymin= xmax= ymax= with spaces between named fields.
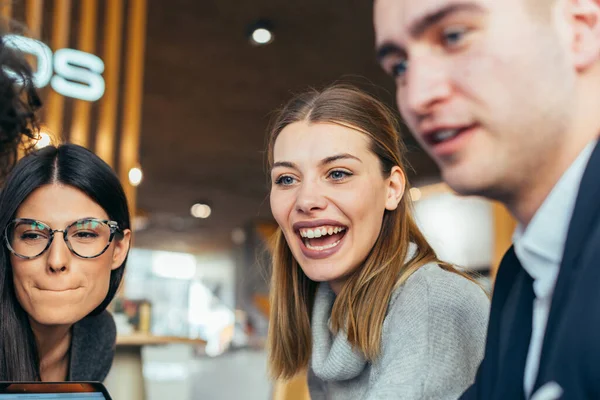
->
xmin=373 ymin=0 xmax=600 ymax=398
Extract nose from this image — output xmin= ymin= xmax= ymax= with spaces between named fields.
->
xmin=403 ymin=54 xmax=452 ymax=117
xmin=295 ymin=179 xmax=327 ymax=214
xmin=46 ymin=233 xmax=70 ymax=274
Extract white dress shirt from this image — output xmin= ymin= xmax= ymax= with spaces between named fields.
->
xmin=513 ymin=139 xmax=598 ymax=399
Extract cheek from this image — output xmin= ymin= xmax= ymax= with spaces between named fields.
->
xmin=270 ymin=190 xmax=293 ymax=226
xmin=86 ymin=256 xmax=114 ymax=288
xmin=358 ymin=201 xmax=386 ymax=238
xmin=92 ymin=274 xmax=111 ymax=302
xmin=450 ymin=44 xmax=502 ymax=100
xmin=75 ymin=260 xmax=113 ymax=314
xmin=344 ymin=182 xmax=387 ymax=230
xmin=455 ymin=26 xmax=553 ymax=100
xmin=396 ymin=91 xmax=416 ymax=129
xmin=12 ymin=274 xmax=31 ymax=307
xmin=11 ymin=261 xmax=37 ymax=297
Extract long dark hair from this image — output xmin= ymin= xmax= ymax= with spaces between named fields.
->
xmin=0 ymin=31 xmax=42 ymax=180
xmin=0 ymin=144 xmax=130 ymax=381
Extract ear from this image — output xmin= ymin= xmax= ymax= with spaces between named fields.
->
xmin=567 ymin=0 xmax=600 ymax=70
xmin=110 ymin=229 xmax=131 ymax=271
xmin=385 ymin=166 xmax=405 ymax=211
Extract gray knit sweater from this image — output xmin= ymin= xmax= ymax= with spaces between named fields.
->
xmin=307 ymin=263 xmax=490 ymax=400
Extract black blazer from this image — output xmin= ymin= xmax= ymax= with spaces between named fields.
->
xmin=461 ymin=139 xmax=600 ymax=400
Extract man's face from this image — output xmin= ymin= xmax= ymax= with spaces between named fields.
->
xmin=374 ymin=0 xmax=577 ymax=199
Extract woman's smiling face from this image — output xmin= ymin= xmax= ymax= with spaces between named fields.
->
xmin=270 ymin=121 xmax=404 ymax=292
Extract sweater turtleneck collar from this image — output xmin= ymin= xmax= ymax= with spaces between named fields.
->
xmin=310 ymin=243 xmax=418 ymax=381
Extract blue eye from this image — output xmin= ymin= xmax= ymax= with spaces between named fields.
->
xmin=442 ymin=27 xmax=468 ymax=47
xmin=329 ymin=170 xmax=352 ymax=181
xmin=391 ymin=60 xmax=408 ymax=78
xmin=274 ymin=175 xmax=296 ymax=186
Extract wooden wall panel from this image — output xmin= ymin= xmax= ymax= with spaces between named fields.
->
xmin=17 ymin=0 xmax=148 ymax=218
xmin=69 ymin=0 xmax=97 ymax=147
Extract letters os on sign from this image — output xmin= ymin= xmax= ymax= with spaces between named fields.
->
xmin=4 ymin=35 xmax=105 ymax=102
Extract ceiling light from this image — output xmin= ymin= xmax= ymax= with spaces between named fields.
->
xmin=35 ymin=132 xmax=52 ymax=149
xmin=191 ymin=203 xmax=212 ymax=219
xmin=252 ymin=28 xmax=272 ymax=45
xmin=248 ymin=20 xmax=274 ymax=46
xmin=128 ymin=167 xmax=143 ymax=186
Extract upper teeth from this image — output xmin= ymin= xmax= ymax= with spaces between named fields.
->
xmin=299 ymin=226 xmax=346 ymax=238
xmin=434 ymin=129 xmax=459 ymax=141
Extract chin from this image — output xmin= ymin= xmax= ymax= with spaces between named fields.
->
xmin=29 ymin=308 xmax=88 ymax=327
xmin=296 ymin=261 xmax=341 ymax=283
xmin=288 ymin=242 xmax=360 ymax=285
xmin=298 ymin=265 xmax=333 ymax=283
xmin=33 ymin=316 xmax=78 ymax=327
xmin=298 ymin=258 xmax=359 ymax=287
xmin=441 ymin=163 xmax=492 ymax=197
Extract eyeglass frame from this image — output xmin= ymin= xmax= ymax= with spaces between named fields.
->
xmin=4 ymin=217 xmax=123 ymax=260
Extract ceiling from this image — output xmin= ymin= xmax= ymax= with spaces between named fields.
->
xmin=133 ymin=0 xmax=440 ymax=253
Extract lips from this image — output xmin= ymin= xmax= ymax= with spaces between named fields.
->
xmin=420 ymin=123 xmax=479 ymax=158
xmin=292 ymin=219 xmax=347 ymax=231
xmin=36 ymin=287 xmax=81 ymax=292
xmin=422 ymin=124 xmax=476 ymax=146
xmin=292 ymin=219 xmax=348 ymax=260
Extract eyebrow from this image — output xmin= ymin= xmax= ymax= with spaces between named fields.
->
xmin=321 ymin=153 xmax=362 ymax=165
xmin=271 ymin=153 xmax=362 ymax=171
xmin=376 ymin=2 xmax=485 ymax=61
xmin=271 ymin=161 xmax=297 ymax=170
xmin=376 ymin=43 xmax=405 ymax=63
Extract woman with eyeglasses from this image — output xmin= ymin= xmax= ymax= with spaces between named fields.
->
xmin=0 ymin=144 xmax=131 ymax=381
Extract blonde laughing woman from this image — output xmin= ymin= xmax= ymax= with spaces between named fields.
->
xmin=266 ymin=84 xmax=490 ymax=399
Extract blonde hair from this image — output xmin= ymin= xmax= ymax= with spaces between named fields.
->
xmin=266 ymin=84 xmax=480 ymax=380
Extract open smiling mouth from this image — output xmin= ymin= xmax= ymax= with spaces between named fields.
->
xmin=298 ymin=225 xmax=347 ymax=252
xmin=426 ymin=124 xmax=475 ymax=145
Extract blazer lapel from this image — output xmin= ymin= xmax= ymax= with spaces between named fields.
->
xmin=489 ymin=248 xmax=534 ymax=400
xmin=562 ymin=139 xmax=600 ymax=270
xmin=534 ymin=139 xmax=600 ymax=390
xmin=494 ymin=271 xmax=534 ymax=400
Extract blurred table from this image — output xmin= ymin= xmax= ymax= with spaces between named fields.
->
xmin=104 ymin=334 xmax=206 ymax=400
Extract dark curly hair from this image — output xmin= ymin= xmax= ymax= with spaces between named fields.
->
xmin=0 ymin=30 xmax=42 ymax=181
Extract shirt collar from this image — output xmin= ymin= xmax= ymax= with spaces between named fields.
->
xmin=513 ymin=139 xmax=597 ymax=287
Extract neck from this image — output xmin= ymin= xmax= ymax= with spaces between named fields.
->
xmin=29 ymin=318 xmax=73 ymax=381
xmin=329 ymin=280 xmax=343 ymax=295
xmin=507 ymin=81 xmax=600 ymax=227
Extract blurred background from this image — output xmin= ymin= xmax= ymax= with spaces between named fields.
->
xmin=2 ymin=0 xmax=516 ymax=399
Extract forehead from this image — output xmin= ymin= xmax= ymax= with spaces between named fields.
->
xmin=374 ymin=0 xmax=503 ymax=44
xmin=273 ymin=121 xmax=372 ymax=163
xmin=16 ymin=184 xmax=108 ymax=224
